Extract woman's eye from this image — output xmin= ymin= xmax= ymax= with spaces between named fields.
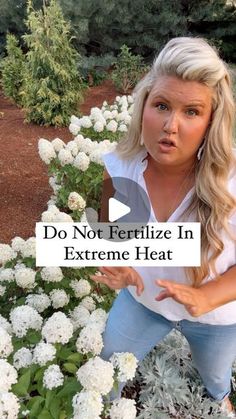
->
xmin=186 ymin=109 xmax=198 ymax=116
xmin=156 ymin=103 xmax=167 ymax=111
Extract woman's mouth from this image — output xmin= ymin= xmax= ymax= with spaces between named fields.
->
xmin=158 ymin=139 xmax=176 ymax=151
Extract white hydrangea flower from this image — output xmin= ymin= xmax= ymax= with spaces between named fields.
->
xmin=80 ymin=116 xmax=92 ymax=128
xmin=0 ymin=285 xmax=6 ymax=296
xmin=76 ymin=136 xmax=94 ymax=154
xmin=90 ymin=107 xmax=102 ymax=118
xmin=41 ymin=204 xmax=60 ymax=222
xmin=21 ymin=237 xmax=36 ymax=258
xmin=43 ymin=364 xmax=64 ymax=390
xmin=0 ymin=360 xmax=18 ymax=391
xmin=51 ymin=137 xmax=65 ymax=152
xmin=88 ymin=308 xmax=108 ymax=333
xmin=11 ymin=236 xmax=25 ymax=252
xmin=69 ymin=123 xmax=80 ymax=136
xmin=76 ymin=324 xmax=103 ymax=355
xmin=118 ymin=124 xmax=128 ymax=132
xmin=79 ymin=296 xmax=96 ymax=312
xmin=80 ymin=207 xmax=98 ymax=223
xmin=71 ymin=115 xmax=81 ymax=125
xmin=33 ymin=342 xmax=56 ymax=366
xmin=69 ymin=306 xmax=90 ymax=331
xmin=49 ymin=176 xmax=61 ymax=194
xmin=93 ymin=120 xmax=104 ymax=132
xmin=111 ymin=109 xmax=118 ymax=119
xmin=116 ymin=96 xmax=121 ymax=102
xmin=50 ymin=289 xmax=70 ymax=309
xmin=0 ymin=244 xmax=16 ymax=265
xmin=54 ymin=211 xmax=73 ymax=222
xmin=47 ymin=197 xmax=57 ymax=206
xmin=103 ymin=110 xmax=113 ymax=120
xmin=58 ymin=148 xmax=74 ymax=166
xmin=73 ymin=152 xmax=90 ymax=171
xmin=109 ymin=398 xmax=137 ymax=419
xmin=106 ymin=120 xmax=118 ymax=132
xmin=41 ymin=267 xmax=63 ymax=283
xmin=66 ymin=140 xmax=79 ymax=157
xmin=110 ymin=353 xmax=138 ymax=382
xmin=13 ymin=347 xmax=33 ymax=370
xmin=77 ymin=356 xmax=114 ymax=395
xmin=0 ymin=327 xmax=13 ymax=358
xmin=42 ymin=312 xmax=73 ymax=344
xmin=72 ymin=390 xmax=103 ymax=419
xmin=10 ymin=306 xmax=43 ymax=338
xmin=25 ymin=293 xmax=51 ymax=313
xmin=103 ymin=101 xmax=108 ymax=107
xmin=15 ymin=267 xmax=36 ymax=289
xmin=127 ymin=95 xmax=134 ymax=104
xmin=70 ymin=279 xmax=91 ymax=298
xmin=38 ymin=138 xmax=56 ymax=164
xmin=0 ymin=314 xmax=12 ymax=334
xmin=119 ymin=96 xmax=128 ymax=107
xmin=89 ymin=149 xmax=103 ymax=165
xmin=68 ymin=192 xmax=86 ymax=211
xmin=0 ymin=392 xmax=20 ymax=418
xmin=0 ymin=268 xmax=14 ymax=283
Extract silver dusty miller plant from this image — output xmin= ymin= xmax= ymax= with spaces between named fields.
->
xmin=135 ymin=330 xmax=235 ymax=418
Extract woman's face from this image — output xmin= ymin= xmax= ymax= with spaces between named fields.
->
xmin=142 ymin=75 xmax=213 ymax=169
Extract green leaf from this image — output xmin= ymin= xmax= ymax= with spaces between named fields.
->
xmin=63 ymin=362 xmax=77 ymax=374
xmin=56 ymin=379 xmax=81 ymax=398
xmin=38 ymin=409 xmax=53 ymax=419
xmin=49 ymin=397 xmax=61 ymax=419
xmin=28 ymin=396 xmax=45 ymax=418
xmin=45 ymin=390 xmax=56 ymax=409
xmin=12 ymin=369 xmax=31 ymax=396
xmin=67 ymin=353 xmax=83 ymax=363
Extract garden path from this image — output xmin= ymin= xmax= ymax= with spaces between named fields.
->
xmin=0 ymin=80 xmax=117 ymax=244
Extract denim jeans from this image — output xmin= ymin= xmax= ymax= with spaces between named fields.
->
xmin=101 ymin=288 xmax=236 ymax=401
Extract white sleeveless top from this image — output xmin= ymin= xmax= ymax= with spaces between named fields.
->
xmin=103 ymin=148 xmax=236 ymax=325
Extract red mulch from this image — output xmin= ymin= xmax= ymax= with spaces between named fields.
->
xmin=0 ymin=80 xmax=118 ymax=244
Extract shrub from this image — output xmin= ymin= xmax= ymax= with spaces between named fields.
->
xmin=21 ymin=0 xmax=84 ymax=126
xmin=1 ymin=34 xmax=25 ymax=105
xmin=111 ymin=45 xmax=148 ymax=94
xmin=79 ymin=53 xmax=115 ymax=86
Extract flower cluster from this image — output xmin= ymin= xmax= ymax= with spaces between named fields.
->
xmin=69 ymin=95 xmax=134 ymax=136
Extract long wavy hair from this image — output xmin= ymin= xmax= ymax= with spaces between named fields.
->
xmin=117 ymin=37 xmax=236 ymax=286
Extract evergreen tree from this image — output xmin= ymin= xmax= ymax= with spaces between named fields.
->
xmin=0 ymin=0 xmax=43 ymax=55
xmin=182 ymin=0 xmax=236 ymax=61
xmin=1 ymin=34 xmax=26 ymax=104
xmin=21 ymin=0 xmax=83 ymax=126
xmin=59 ymin=0 xmax=188 ymax=60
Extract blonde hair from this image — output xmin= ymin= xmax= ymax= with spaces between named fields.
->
xmin=117 ymin=37 xmax=236 ymax=286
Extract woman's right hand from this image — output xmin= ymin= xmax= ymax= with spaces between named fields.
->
xmin=90 ymin=266 xmax=144 ymax=296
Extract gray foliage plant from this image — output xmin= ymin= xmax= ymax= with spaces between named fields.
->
xmin=135 ymin=330 xmax=235 ymax=418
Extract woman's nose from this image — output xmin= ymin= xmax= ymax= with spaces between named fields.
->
xmin=163 ymin=112 xmax=178 ymax=134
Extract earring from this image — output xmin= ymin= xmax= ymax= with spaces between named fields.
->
xmin=197 ymin=142 xmax=205 ymax=161
xmin=140 ymin=135 xmax=144 ymax=146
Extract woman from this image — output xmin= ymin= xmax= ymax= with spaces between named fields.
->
xmin=91 ymin=37 xmax=236 ymax=416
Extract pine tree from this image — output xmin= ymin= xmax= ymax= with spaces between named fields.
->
xmin=1 ymin=34 xmax=26 ymax=104
xmin=21 ymin=0 xmax=84 ymax=126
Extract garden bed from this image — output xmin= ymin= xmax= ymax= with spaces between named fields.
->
xmin=0 ymin=80 xmax=118 ymax=244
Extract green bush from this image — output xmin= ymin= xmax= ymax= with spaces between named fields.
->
xmin=111 ymin=45 xmax=148 ymax=94
xmin=21 ymin=0 xmax=84 ymax=126
xmin=78 ymin=53 xmax=115 ymax=86
xmin=1 ymin=34 xmax=25 ymax=105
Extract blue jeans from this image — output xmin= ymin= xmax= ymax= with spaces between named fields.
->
xmin=101 ymin=288 xmax=236 ymax=401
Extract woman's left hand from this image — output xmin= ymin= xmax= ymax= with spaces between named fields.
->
xmin=155 ymin=279 xmax=213 ymax=317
